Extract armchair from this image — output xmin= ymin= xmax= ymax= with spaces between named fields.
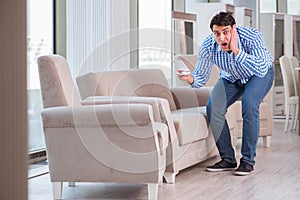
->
xmin=76 ymin=68 xmax=237 ymax=183
xmin=37 ymin=54 xmax=168 ymax=200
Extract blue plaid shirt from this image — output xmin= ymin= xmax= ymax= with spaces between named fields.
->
xmin=191 ymin=26 xmax=274 ymax=88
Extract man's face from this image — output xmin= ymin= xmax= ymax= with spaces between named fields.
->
xmin=212 ymin=25 xmax=232 ymax=52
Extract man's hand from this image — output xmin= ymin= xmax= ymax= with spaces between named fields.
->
xmin=177 ymin=70 xmax=194 ymax=85
xmin=230 ymin=25 xmax=240 ymax=56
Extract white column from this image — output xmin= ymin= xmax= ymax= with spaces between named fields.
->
xmin=285 ymin=15 xmax=293 ymax=57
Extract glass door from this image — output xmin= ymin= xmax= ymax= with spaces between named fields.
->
xmin=27 ymin=0 xmax=54 ymax=153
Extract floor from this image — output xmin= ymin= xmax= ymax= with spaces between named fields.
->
xmin=28 ymin=120 xmax=300 ymax=200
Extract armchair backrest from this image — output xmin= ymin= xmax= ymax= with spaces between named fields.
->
xmin=76 ymin=69 xmax=178 ymax=111
xmin=37 ymin=54 xmax=81 ymax=108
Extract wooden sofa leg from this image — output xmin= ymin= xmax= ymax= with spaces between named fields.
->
xmin=163 ymin=171 xmax=178 ymax=184
xmin=148 ymin=183 xmax=158 ymax=200
xmin=263 ymin=136 xmax=271 ymax=148
xmin=52 ymin=182 xmax=63 ymax=200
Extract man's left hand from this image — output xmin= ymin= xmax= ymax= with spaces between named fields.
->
xmin=230 ymin=25 xmax=240 ymax=56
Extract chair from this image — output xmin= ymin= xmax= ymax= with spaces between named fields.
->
xmin=279 ymin=55 xmax=299 ymax=132
xmin=290 ymin=56 xmax=299 ymax=130
xmin=290 ymin=56 xmax=299 ymax=95
xmin=174 ymin=54 xmax=274 ymax=147
xmin=37 ymin=54 xmax=168 ymax=200
xmin=76 ymin=67 xmax=238 ymax=184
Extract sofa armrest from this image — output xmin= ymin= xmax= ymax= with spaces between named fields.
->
xmin=170 ymin=86 xmax=212 ymax=109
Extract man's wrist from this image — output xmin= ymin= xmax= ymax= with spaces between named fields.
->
xmin=233 ymin=48 xmax=240 ymax=56
xmin=188 ymin=76 xmax=194 ymax=85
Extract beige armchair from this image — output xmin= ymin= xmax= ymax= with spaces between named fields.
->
xmin=37 ymin=54 xmax=168 ymax=200
xmin=175 ymin=54 xmax=273 ymax=147
xmin=76 ymin=68 xmax=237 ymax=183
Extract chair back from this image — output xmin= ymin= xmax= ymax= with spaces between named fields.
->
xmin=290 ymin=56 xmax=299 ymax=95
xmin=37 ymin=54 xmax=81 ymax=108
xmin=279 ymin=55 xmax=297 ymax=100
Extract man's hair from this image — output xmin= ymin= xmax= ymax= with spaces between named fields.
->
xmin=210 ymin=11 xmax=236 ymax=30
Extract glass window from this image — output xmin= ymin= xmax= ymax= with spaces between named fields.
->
xmin=260 ymin=0 xmax=276 ymax=13
xmin=27 ymin=0 xmax=54 ymax=153
xmin=138 ymin=0 xmax=172 ymax=85
xmin=288 ymin=0 xmax=300 ymax=15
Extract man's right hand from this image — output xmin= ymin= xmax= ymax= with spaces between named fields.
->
xmin=177 ymin=70 xmax=194 ymax=85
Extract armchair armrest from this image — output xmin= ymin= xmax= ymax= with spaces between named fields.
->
xmin=170 ymin=86 xmax=213 ymax=109
xmin=41 ymin=104 xmax=156 ymax=127
xmin=81 ymin=96 xmax=169 ymax=123
xmin=81 ymin=96 xmax=179 ymax=145
xmin=41 ymin=104 xmax=168 ymax=159
xmin=41 ymin=104 xmax=168 ymax=176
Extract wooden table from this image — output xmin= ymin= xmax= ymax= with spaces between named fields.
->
xmin=295 ymin=67 xmax=300 ymax=135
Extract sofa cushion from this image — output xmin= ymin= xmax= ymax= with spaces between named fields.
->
xmin=171 ymin=107 xmax=209 ymax=146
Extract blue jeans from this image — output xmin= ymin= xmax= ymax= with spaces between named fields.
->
xmin=206 ymin=68 xmax=274 ymax=165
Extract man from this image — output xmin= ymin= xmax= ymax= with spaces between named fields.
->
xmin=178 ymin=11 xmax=274 ymax=176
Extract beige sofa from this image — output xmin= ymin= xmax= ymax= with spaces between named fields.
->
xmin=175 ymin=54 xmax=274 ymax=147
xmin=76 ymin=68 xmax=237 ymax=183
xmin=38 ymin=54 xmax=168 ymax=200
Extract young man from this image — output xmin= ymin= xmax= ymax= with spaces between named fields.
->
xmin=178 ymin=12 xmax=274 ymax=176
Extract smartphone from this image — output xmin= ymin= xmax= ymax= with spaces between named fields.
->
xmin=173 ymin=60 xmax=191 ymax=76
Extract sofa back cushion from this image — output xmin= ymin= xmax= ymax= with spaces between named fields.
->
xmin=76 ymin=69 xmax=177 ymax=111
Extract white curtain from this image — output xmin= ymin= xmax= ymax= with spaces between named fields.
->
xmin=66 ymin=0 xmax=130 ymax=77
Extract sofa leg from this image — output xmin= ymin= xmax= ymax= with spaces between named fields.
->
xmin=148 ymin=183 xmax=158 ymax=200
xmin=163 ymin=171 xmax=178 ymax=184
xmin=52 ymin=182 xmax=63 ymax=200
xmin=263 ymin=136 xmax=271 ymax=148
xmin=68 ymin=182 xmax=75 ymax=187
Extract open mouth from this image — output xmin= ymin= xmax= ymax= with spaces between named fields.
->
xmin=221 ymin=43 xmax=228 ymax=47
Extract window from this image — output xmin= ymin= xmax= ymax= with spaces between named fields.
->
xmin=138 ymin=0 xmax=172 ymax=84
xmin=288 ymin=0 xmax=300 ymax=15
xmin=27 ymin=0 xmax=54 ymax=153
xmin=260 ymin=0 xmax=276 ymax=13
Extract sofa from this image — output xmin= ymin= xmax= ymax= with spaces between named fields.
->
xmin=76 ymin=68 xmax=238 ymax=183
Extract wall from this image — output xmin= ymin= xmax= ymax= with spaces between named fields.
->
xmin=0 ymin=0 xmax=28 ymax=199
